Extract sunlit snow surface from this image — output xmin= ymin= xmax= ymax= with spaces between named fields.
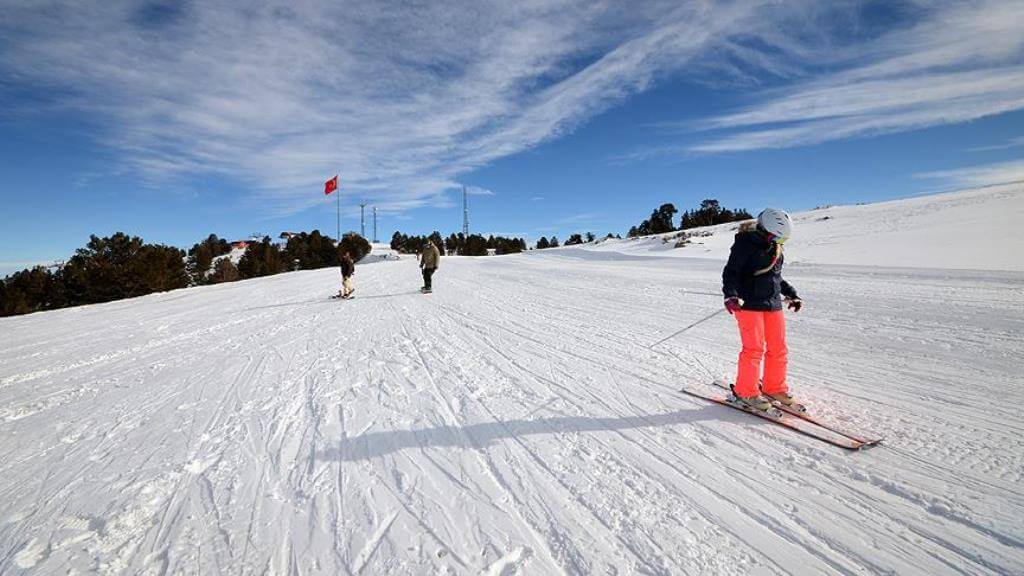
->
xmin=2 ymin=186 xmax=1022 ymax=574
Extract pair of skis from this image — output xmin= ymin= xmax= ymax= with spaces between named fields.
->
xmin=331 ymin=288 xmax=356 ymax=300
xmin=681 ymin=380 xmax=882 ymax=450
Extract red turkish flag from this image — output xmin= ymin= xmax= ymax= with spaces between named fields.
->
xmin=324 ymin=175 xmax=339 ymax=195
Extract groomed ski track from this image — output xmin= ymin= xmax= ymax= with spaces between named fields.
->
xmin=1 ymin=251 xmax=1022 ymax=574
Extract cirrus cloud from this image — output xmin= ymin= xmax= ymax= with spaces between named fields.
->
xmin=3 ymin=0 xmax=1019 ymax=217
xmin=689 ymin=0 xmax=1024 ymax=153
xmin=0 ymin=0 xmax=764 ymax=214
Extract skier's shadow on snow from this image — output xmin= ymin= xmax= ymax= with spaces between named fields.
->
xmin=318 ymin=405 xmax=727 ymax=462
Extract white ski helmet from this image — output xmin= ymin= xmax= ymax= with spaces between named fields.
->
xmin=757 ymin=208 xmax=793 ymax=241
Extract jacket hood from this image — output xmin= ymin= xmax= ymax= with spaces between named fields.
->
xmin=735 ymin=229 xmax=771 ymax=248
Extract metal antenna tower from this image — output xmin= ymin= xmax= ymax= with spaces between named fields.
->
xmin=373 ymin=207 xmax=378 ymax=243
xmin=359 ymin=203 xmax=367 ymax=237
xmin=462 ymin=186 xmax=469 ymax=236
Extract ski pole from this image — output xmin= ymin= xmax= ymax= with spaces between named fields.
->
xmin=647 ymin=308 xmax=727 ymax=349
xmin=680 ymin=289 xmax=723 ymax=297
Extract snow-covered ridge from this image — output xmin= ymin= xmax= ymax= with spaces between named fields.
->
xmin=567 ymin=183 xmax=1024 ymax=271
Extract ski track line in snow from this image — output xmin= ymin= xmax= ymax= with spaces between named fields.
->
xmin=352 ymin=510 xmax=399 ymax=574
xmin=385 ymin=295 xmax=565 ymax=573
xmin=425 ymin=317 xmax=677 ymax=573
xmin=426 ymin=289 xmax=698 ymax=572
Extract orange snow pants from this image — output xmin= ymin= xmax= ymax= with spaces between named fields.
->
xmin=733 ymin=310 xmax=788 ymax=398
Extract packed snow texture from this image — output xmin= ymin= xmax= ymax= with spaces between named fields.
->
xmin=587 ymin=182 xmax=1024 ymax=271
xmin=1 ymin=186 xmax=1022 ymax=574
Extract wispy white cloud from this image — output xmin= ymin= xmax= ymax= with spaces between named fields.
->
xmin=0 ymin=0 xmax=774 ymax=215
xmin=464 ymin=186 xmax=496 ymax=196
xmin=5 ymin=0 xmax=1017 ymax=215
xmin=557 ymin=213 xmax=600 ymax=224
xmin=687 ymin=0 xmax=1024 ymax=153
xmin=969 ymin=136 xmax=1024 ymax=152
xmin=917 ymin=159 xmax=1024 ymax=188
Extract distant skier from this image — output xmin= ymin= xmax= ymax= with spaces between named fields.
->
xmin=722 ymin=208 xmax=803 ymax=412
xmin=419 ymin=240 xmax=441 ymax=293
xmin=338 ymin=251 xmax=355 ymax=299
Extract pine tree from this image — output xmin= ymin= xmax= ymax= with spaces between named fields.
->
xmin=61 ymin=233 xmax=144 ymax=303
xmin=495 ymin=236 xmax=525 ymax=255
xmin=651 ymin=203 xmax=677 ymax=233
xmin=338 ymin=233 xmax=372 ymax=261
xmin=128 ymin=244 xmax=188 ymax=294
xmin=187 ymin=234 xmax=232 ymax=285
xmin=208 ymin=258 xmax=239 ymax=283
xmin=462 ymin=234 xmax=488 ymax=256
xmin=237 ymin=237 xmax=286 ymax=278
xmin=0 ymin=266 xmax=58 ymax=316
xmin=677 ymin=199 xmax=753 ymax=229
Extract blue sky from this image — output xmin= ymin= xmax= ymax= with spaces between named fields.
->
xmin=1 ymin=0 xmax=1022 ymax=274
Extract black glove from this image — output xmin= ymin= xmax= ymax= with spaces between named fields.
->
xmin=786 ymin=297 xmax=802 ymax=312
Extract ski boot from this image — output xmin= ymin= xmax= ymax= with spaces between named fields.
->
xmin=764 ymin=392 xmax=806 ymax=413
xmin=729 ymin=385 xmax=782 ymax=417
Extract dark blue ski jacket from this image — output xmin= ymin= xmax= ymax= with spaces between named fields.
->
xmin=722 ymin=231 xmax=798 ymax=311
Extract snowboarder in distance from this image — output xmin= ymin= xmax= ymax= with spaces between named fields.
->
xmin=722 ymin=208 xmax=803 ymax=412
xmin=419 ymin=240 xmax=440 ymax=293
xmin=338 ymin=250 xmax=355 ymax=299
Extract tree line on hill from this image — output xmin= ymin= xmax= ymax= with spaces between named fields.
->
xmin=390 ymin=232 xmax=527 ymax=256
xmin=0 ymin=230 xmax=371 ymax=317
xmin=535 ymin=232 xmax=619 ymax=250
xmin=628 ymin=199 xmax=752 ymax=237
xmin=3 ymin=198 xmax=754 ymax=317
xmin=390 ymin=198 xmax=744 ymax=259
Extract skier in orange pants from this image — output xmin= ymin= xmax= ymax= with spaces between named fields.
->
xmin=722 ymin=208 xmax=803 ymax=412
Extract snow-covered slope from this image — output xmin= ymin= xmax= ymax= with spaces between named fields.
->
xmin=1 ymin=188 xmax=1023 ymax=574
xmin=579 ymin=182 xmax=1024 ymax=271
xmin=362 ymin=242 xmax=402 ymax=263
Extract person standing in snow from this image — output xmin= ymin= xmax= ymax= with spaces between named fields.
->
xmin=338 ymin=251 xmax=355 ymax=299
xmin=419 ymin=240 xmax=441 ymax=293
xmin=722 ymin=208 xmax=803 ymax=412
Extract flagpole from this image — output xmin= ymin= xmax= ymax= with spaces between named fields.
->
xmin=336 ymin=180 xmax=340 ymax=245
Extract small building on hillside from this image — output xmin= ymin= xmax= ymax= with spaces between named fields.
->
xmin=230 ymin=240 xmax=250 ymax=250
